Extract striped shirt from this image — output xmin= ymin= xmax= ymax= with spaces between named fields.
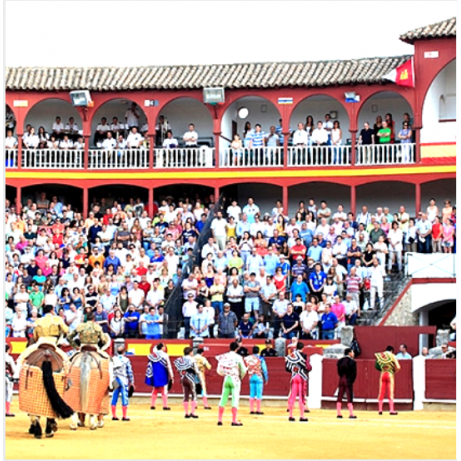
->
xmin=345 ymin=275 xmax=361 ymax=293
xmin=250 ymin=131 xmax=266 ymax=147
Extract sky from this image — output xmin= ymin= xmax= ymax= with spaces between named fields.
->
xmin=4 ymin=1 xmax=458 ymax=68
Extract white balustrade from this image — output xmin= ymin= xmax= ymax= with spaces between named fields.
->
xmin=22 ymin=148 xmax=83 ymax=169
xmin=356 ymin=143 xmax=415 ymax=165
xmin=287 ymin=145 xmax=351 ymax=167
xmin=219 ymin=147 xmax=284 ymax=168
xmin=88 ymin=149 xmax=149 ymax=169
xmin=154 ymin=147 xmax=214 ymax=168
xmin=5 ymin=149 xmax=17 ymax=168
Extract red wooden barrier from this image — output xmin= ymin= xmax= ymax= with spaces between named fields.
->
xmin=425 ymin=359 xmax=456 ymax=400
xmin=322 ymin=359 xmax=413 ymax=400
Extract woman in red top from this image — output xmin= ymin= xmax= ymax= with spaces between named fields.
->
xmin=432 ymin=216 xmax=443 ymax=253
xmin=254 ymin=231 xmax=268 ymax=257
xmin=34 ymin=249 xmax=48 ymax=271
xmin=273 ymin=266 xmax=287 ymax=294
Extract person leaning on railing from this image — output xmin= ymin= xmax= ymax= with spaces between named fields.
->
xmin=397 ymin=121 xmax=412 ymax=163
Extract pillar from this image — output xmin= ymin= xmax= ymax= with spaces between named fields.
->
xmin=412 ymin=355 xmax=425 ymax=411
xmin=148 ymin=188 xmax=154 ymax=217
xmin=350 ymin=184 xmax=356 ymax=216
xmin=214 ymin=186 xmax=220 ymax=204
xmin=16 ymin=187 xmax=22 ymax=213
xmin=149 ymin=134 xmax=154 ymax=169
xmin=83 ymin=135 xmax=90 ymax=169
xmin=415 ymin=183 xmax=421 ymax=214
xmin=349 ymin=130 xmax=357 ymax=166
xmin=83 ymin=187 xmax=89 ymax=218
xmin=414 ymin=127 xmax=421 ymax=164
xmin=282 ymin=185 xmax=289 ymax=216
xmin=17 ymin=130 xmax=23 ymax=169
xmin=308 ymin=354 xmax=323 ymax=409
xmin=213 ymin=117 xmax=222 ymax=169
xmin=282 ymin=131 xmax=290 ymax=168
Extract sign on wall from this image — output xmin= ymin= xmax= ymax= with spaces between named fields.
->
xmin=278 ymin=97 xmax=293 ymax=105
xmin=13 ymin=100 xmax=28 ymax=107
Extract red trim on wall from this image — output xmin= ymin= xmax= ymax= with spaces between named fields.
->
xmin=438 ymin=119 xmax=456 ymax=123
xmin=420 ymin=142 xmax=456 ymax=146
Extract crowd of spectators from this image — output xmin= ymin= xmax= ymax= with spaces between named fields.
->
xmin=5 ymin=190 xmax=456 ymax=343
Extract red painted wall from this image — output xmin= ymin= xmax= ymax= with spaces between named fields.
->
xmin=425 ymin=359 xmax=456 ymax=400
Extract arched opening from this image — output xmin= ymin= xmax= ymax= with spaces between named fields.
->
xmin=154 ymin=184 xmax=215 ymax=210
xmin=288 ymin=182 xmax=350 ymax=217
xmin=421 ymin=59 xmax=456 ymax=145
xmin=90 ymin=98 xmax=148 ymax=145
xmin=6 ymin=104 xmax=16 ymax=136
xmin=220 ymin=183 xmax=282 ymax=215
xmin=220 ymin=96 xmax=282 ymax=167
xmin=356 ymin=181 xmax=415 ymax=216
xmin=288 ymin=95 xmax=350 ymax=166
xmin=417 ymin=300 xmax=456 ymax=330
xmin=88 ymin=185 xmax=149 ymax=215
xmin=156 ymin=97 xmax=213 ymax=148
xmin=21 ymin=184 xmax=83 ymax=214
xmin=24 ymin=98 xmax=83 ymax=140
xmin=357 ymin=92 xmax=414 ymax=165
xmin=6 ymin=185 xmax=16 ymax=205
xmin=421 ymin=179 xmax=456 ymax=213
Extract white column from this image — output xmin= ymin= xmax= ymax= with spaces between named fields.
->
xmin=412 ymin=355 xmax=426 ymax=410
xmin=309 ymin=354 xmax=323 ymax=409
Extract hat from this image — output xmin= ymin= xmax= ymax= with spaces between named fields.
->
xmin=296 ymin=256 xmax=303 ymax=260
xmin=188 ymin=293 xmax=194 ymax=297
xmin=265 ymin=339 xmax=272 ymax=344
xmin=224 ymin=303 xmax=230 ymax=307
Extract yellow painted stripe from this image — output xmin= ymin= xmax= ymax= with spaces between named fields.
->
xmin=4 ymin=165 xmax=456 ymax=180
xmin=421 ymin=144 xmax=456 ymax=158
xmin=125 ymin=342 xmax=188 ymax=356
xmin=10 ymin=341 xmax=27 ymax=354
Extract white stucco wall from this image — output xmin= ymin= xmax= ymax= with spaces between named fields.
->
xmin=411 ymin=283 xmax=457 ymax=313
xmin=421 ymin=59 xmax=456 ymax=144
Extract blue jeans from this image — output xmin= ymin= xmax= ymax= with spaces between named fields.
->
xmin=183 ymin=317 xmax=191 ymax=339
xmin=111 ymin=378 xmax=129 ymax=406
xmin=245 ymin=297 xmax=260 ymax=314
xmin=212 ymin=301 xmax=223 ymax=315
xmin=322 ymin=329 xmax=335 ymax=340
xmin=283 ymin=330 xmax=298 ymax=340
xmin=146 ymin=334 xmax=161 ymax=340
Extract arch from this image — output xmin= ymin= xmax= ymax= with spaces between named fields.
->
xmin=421 ymin=58 xmax=456 ymax=144
xmin=288 ymin=182 xmax=351 ymax=216
xmin=154 ymin=184 xmax=215 ymax=207
xmin=23 ymin=97 xmax=83 ymax=137
xmin=5 ymin=185 xmax=16 ymax=204
xmin=88 ymin=185 xmax=150 ymax=213
xmin=421 ymin=56 xmax=456 ymax=111
xmin=221 ymin=182 xmax=283 ymax=215
xmin=357 ymin=91 xmax=414 ymax=137
xmin=21 ymin=183 xmax=84 ymax=213
xmin=5 ymin=104 xmax=17 ymax=135
xmin=220 ymin=95 xmax=282 ymax=146
xmin=289 ymin=93 xmax=349 ymax=129
xmin=356 ymin=180 xmax=416 ymax=216
xmin=90 ymin=98 xmax=148 ymax=147
xmin=420 ymin=178 xmax=456 ymax=210
xmin=155 ymin=97 xmax=214 ymax=147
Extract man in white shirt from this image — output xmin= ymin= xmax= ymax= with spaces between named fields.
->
xmin=5 ymin=130 xmax=18 ymax=148
xmin=292 ymin=122 xmax=308 ymax=165
xmin=162 ymin=130 xmax=179 ymax=148
xmin=315 ymin=218 xmax=330 ymax=240
xmin=387 ymin=222 xmax=403 ymax=272
xmin=183 ymin=124 xmax=199 ymax=147
xmin=59 ymin=134 xmax=73 ymax=149
xmin=102 ymin=131 xmax=117 ymax=150
xmin=64 ymin=117 xmax=79 ymax=141
xmin=182 ymin=293 xmax=198 ymax=339
xmin=74 ymin=136 xmax=85 ymax=149
xmin=146 ymin=280 xmax=165 ymax=310
xmin=24 ymin=127 xmax=39 ymax=148
xmin=211 ymin=211 xmax=228 ymax=251
xmin=110 ymin=116 xmax=125 ymax=137
xmin=52 ymin=116 xmax=64 ymax=139
xmin=125 ymin=103 xmax=140 ymax=129
xmin=116 ymin=134 xmax=128 ymax=150
xmin=129 ymin=281 xmax=145 ymax=310
xmin=201 ymin=237 xmax=218 ymax=260
xmin=95 ymin=117 xmax=111 ymax=145
xmin=155 ymin=115 xmax=172 ymax=145
xmin=311 ymin=121 xmax=329 ymax=146
xmin=242 ymin=198 xmax=260 ymax=224
xmin=65 ymin=303 xmax=83 ymax=331
xmin=332 ymin=236 xmax=348 ymax=268
xmin=343 ymin=293 xmax=359 ymax=325
xmin=323 ymin=113 xmax=334 ymax=144
xmin=227 ymin=200 xmax=241 ymax=222
xmin=126 ymin=127 xmax=144 ymax=148
xmin=299 ymin=303 xmax=319 ymax=339
xmin=333 ymin=205 xmax=347 ymax=222
xmin=369 ymin=258 xmax=385 ymax=309
xmin=181 ymin=273 xmax=198 ymax=300
xmin=272 ymin=291 xmax=289 ymax=337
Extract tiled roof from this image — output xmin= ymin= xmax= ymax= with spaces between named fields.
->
xmin=5 ymin=55 xmax=412 ymax=92
xmin=400 ymin=17 xmax=456 ymax=44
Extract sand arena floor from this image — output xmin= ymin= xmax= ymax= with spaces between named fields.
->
xmin=5 ymin=398 xmax=456 ymax=459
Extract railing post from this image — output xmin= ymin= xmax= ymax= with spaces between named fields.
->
xmin=213 ymin=131 xmax=221 ymax=169
xmin=350 ymin=130 xmax=357 ymax=166
xmin=414 ymin=127 xmax=421 ymax=164
xmin=84 ymin=136 xmax=90 ymax=169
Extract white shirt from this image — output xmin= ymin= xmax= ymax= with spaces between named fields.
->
xmin=182 ymin=300 xmax=198 ymax=318
xmin=59 ymin=139 xmax=73 ymax=149
xmin=273 ymin=299 xmax=289 ymax=316
xmin=300 ymin=310 xmax=319 ymax=331
xmin=5 ymin=136 xmax=18 ymax=148
xmin=126 ymin=132 xmax=144 ymax=147
xmin=211 ymin=218 xmax=227 ymax=237
xmin=125 ymin=108 xmax=139 ymax=127
xmin=65 ymin=123 xmax=79 ymax=133
xmin=370 ymin=265 xmax=385 ymax=286
xmin=315 ymin=224 xmax=330 ymax=238
xmin=129 ymin=288 xmax=145 ymax=307
xmin=24 ymin=135 xmax=39 ymax=148
xmin=12 ymin=315 xmax=28 ymax=337
xmin=146 ymin=288 xmax=164 ymax=307
xmin=52 ymin=122 xmax=64 ymax=133
xmin=387 ymin=228 xmax=403 ymax=251
xmin=311 ymin=127 xmax=329 ymax=144
xmin=111 ymin=122 xmax=125 ymax=132
xmin=102 ymin=138 xmax=117 ymax=149
xmin=227 ymin=205 xmax=242 ymax=221
xmin=162 ymin=137 xmax=179 ymax=149
xmin=183 ymin=130 xmax=199 ymax=146
xmin=293 ymin=129 xmax=308 ymax=145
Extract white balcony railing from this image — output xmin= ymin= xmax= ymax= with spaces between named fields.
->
xmin=154 ymin=147 xmax=214 ymax=168
xmin=220 ymin=147 xmax=284 ymax=168
xmin=356 ymin=143 xmax=415 ymax=165
xmin=5 ymin=149 xmax=17 ymax=168
xmin=89 ymin=149 xmax=149 ymax=169
xmin=22 ymin=148 xmax=84 ymax=169
xmin=287 ymin=145 xmax=351 ymax=167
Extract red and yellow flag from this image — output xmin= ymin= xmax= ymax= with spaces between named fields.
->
xmin=383 ymin=58 xmax=415 ymax=87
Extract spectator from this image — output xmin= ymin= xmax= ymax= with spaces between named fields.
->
xmin=238 ymin=313 xmax=254 ymax=339
xmin=190 ymin=304 xmax=210 ymax=338
xmin=182 ymin=293 xmax=198 ymax=339
xmin=123 ymin=304 xmax=140 ymax=338
xmin=125 ymin=102 xmax=140 ymax=129
xmin=395 ymin=344 xmax=412 ymax=360
xmin=299 ymin=302 xmax=319 ymax=339
xmin=217 ymin=303 xmax=238 ymax=338
xmin=320 ymin=304 xmax=338 ymax=340
xmin=281 ymin=304 xmax=299 ymax=340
